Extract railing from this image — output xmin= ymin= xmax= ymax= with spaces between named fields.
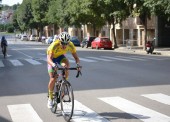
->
xmin=126 ymin=39 xmax=138 ymax=49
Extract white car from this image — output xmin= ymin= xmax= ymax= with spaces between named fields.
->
xmin=21 ymin=35 xmax=28 ymax=41
xmin=45 ymin=37 xmax=53 ymax=44
xmin=52 ymin=35 xmax=59 ymax=42
xmin=29 ymin=35 xmax=37 ymax=41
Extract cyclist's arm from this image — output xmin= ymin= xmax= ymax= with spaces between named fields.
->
xmin=47 ymin=53 xmax=55 ymax=67
xmin=72 ymin=52 xmax=80 ymax=65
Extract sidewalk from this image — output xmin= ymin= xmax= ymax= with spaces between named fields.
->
xmin=114 ymin=46 xmax=170 ymax=57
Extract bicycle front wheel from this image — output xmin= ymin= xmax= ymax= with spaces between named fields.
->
xmin=60 ymin=82 xmax=74 ymax=122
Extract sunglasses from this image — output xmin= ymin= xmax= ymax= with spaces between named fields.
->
xmin=61 ymin=42 xmax=68 ymax=45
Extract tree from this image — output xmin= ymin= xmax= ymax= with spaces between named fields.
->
xmin=144 ymin=0 xmax=170 ymax=20
xmin=66 ymin=0 xmax=105 ymax=35
xmin=15 ymin=0 xmax=37 ymax=33
xmin=89 ymin=0 xmax=130 ymax=48
xmin=31 ymin=0 xmax=50 ymax=36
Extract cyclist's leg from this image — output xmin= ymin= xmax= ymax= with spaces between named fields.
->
xmin=60 ymin=56 xmax=70 ymax=80
xmin=47 ymin=55 xmax=67 ymax=100
xmin=48 ymin=67 xmax=57 ymax=100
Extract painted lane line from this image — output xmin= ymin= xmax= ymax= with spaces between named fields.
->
xmin=79 ymin=57 xmax=97 ymax=62
xmin=72 ymin=100 xmax=110 ymax=122
xmin=86 ymin=57 xmax=113 ymax=61
xmin=0 ymin=60 xmax=4 ymax=67
xmin=9 ymin=60 xmax=23 ymax=66
xmin=68 ymin=59 xmax=75 ymax=63
xmin=99 ymin=97 xmax=170 ymax=122
xmin=142 ymin=93 xmax=170 ymax=105
xmin=115 ymin=56 xmax=146 ymax=61
xmin=101 ymin=56 xmax=132 ymax=61
xmin=130 ymin=56 xmax=164 ymax=60
xmin=25 ymin=59 xmax=42 ymax=65
xmin=7 ymin=104 xmax=43 ymax=122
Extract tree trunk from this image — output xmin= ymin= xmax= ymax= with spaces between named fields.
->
xmin=112 ymin=21 xmax=118 ymax=48
xmin=143 ymin=15 xmax=147 ymax=50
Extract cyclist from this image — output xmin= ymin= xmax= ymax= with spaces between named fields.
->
xmin=46 ymin=32 xmax=81 ymax=108
xmin=1 ymin=36 xmax=8 ymax=55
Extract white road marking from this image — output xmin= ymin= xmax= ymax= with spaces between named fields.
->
xmin=99 ymin=97 xmax=170 ymax=122
xmin=68 ymin=59 xmax=75 ymax=63
xmin=115 ymin=56 xmax=146 ymax=61
xmin=87 ymin=57 xmax=113 ymax=61
xmin=9 ymin=60 xmax=23 ymax=66
xmin=130 ymin=56 xmax=164 ymax=60
xmin=25 ymin=59 xmax=42 ymax=65
xmin=0 ymin=60 xmax=4 ymax=67
xmin=72 ymin=100 xmax=110 ymax=122
xmin=101 ymin=56 xmax=132 ymax=61
xmin=142 ymin=93 xmax=170 ymax=105
xmin=7 ymin=104 xmax=43 ymax=122
xmin=79 ymin=57 xmax=97 ymax=62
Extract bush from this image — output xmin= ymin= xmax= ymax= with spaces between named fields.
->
xmin=7 ymin=26 xmax=14 ymax=33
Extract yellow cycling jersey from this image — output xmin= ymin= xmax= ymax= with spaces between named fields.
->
xmin=47 ymin=40 xmax=76 ymax=58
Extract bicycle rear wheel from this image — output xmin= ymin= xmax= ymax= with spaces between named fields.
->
xmin=60 ymin=81 xmax=74 ymax=122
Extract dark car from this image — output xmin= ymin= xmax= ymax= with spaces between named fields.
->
xmin=70 ymin=36 xmax=80 ymax=46
xmin=81 ymin=36 xmax=96 ymax=48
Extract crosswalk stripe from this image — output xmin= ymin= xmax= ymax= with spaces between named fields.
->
xmin=99 ymin=97 xmax=170 ymax=122
xmin=25 ymin=59 xmax=42 ymax=65
xmin=72 ymin=100 xmax=110 ymax=122
xmin=9 ymin=60 xmax=23 ymax=66
xmin=101 ymin=56 xmax=132 ymax=61
xmin=130 ymin=56 xmax=164 ymax=60
xmin=68 ymin=59 xmax=75 ymax=63
xmin=115 ymin=56 xmax=146 ymax=61
xmin=7 ymin=104 xmax=43 ymax=122
xmin=86 ymin=57 xmax=113 ymax=61
xmin=142 ymin=93 xmax=170 ymax=105
xmin=0 ymin=60 xmax=4 ymax=67
xmin=79 ymin=57 xmax=97 ymax=62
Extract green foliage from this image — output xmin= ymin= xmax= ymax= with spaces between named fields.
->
xmin=32 ymin=0 xmax=50 ymax=25
xmin=7 ymin=26 xmax=15 ymax=33
xmin=144 ymin=0 xmax=170 ymax=21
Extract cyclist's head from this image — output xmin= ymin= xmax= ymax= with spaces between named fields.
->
xmin=2 ymin=36 xmax=5 ymax=40
xmin=59 ymin=32 xmax=70 ymax=45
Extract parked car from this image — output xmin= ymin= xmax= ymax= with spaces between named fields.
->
xmin=21 ymin=35 xmax=28 ymax=41
xmin=81 ymin=36 xmax=96 ymax=48
xmin=52 ymin=35 xmax=59 ymax=42
xmin=91 ymin=37 xmax=112 ymax=50
xmin=70 ymin=36 xmax=80 ymax=46
xmin=45 ymin=36 xmax=53 ymax=44
xmin=29 ymin=35 xmax=37 ymax=41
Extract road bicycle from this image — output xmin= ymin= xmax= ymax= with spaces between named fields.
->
xmin=49 ymin=65 xmax=82 ymax=122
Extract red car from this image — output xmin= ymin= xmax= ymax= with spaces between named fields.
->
xmin=91 ymin=37 xmax=112 ymax=50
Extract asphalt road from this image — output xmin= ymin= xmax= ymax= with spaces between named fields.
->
xmin=0 ymin=39 xmax=170 ymax=122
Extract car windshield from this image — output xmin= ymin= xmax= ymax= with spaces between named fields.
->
xmin=101 ymin=38 xmax=110 ymax=41
xmin=71 ymin=37 xmax=77 ymax=40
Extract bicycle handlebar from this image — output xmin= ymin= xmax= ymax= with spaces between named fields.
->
xmin=53 ymin=66 xmax=82 ymax=78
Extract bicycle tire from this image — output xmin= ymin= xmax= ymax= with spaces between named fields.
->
xmin=60 ymin=81 xmax=74 ymax=122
